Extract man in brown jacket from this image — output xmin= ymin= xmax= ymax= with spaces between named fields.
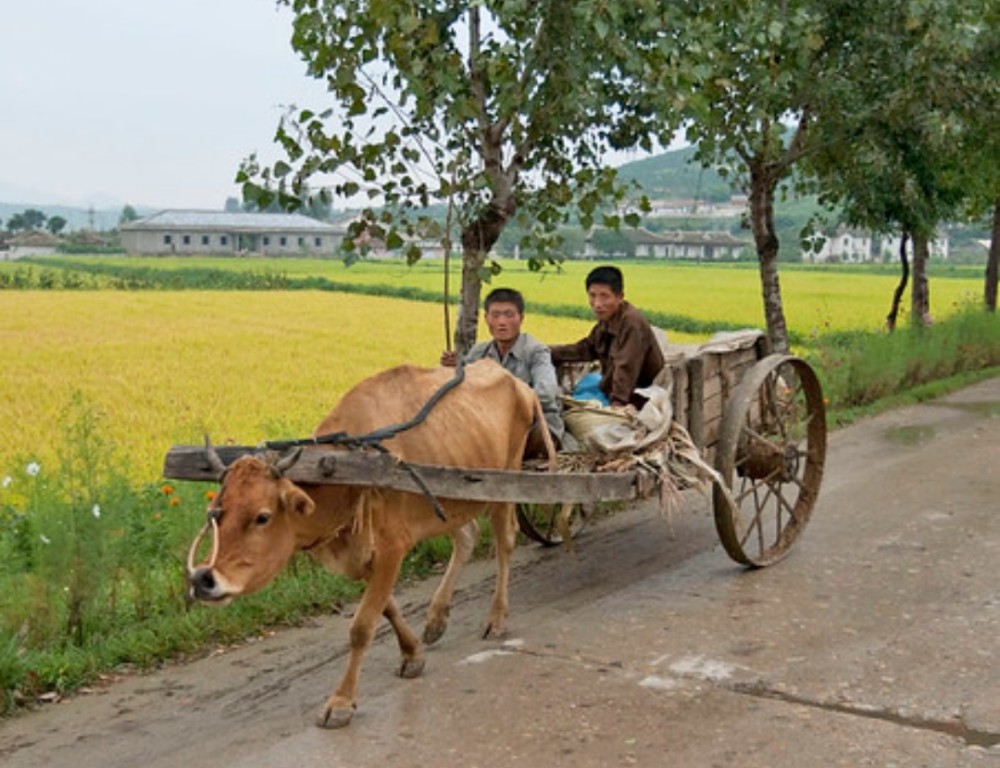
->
xmin=549 ymin=265 xmax=664 ymax=408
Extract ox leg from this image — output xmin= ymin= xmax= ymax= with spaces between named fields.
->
xmin=318 ymin=550 xmax=408 ymax=730
xmin=423 ymin=518 xmax=479 ymax=646
xmin=483 ymin=503 xmax=516 ymax=639
xmin=383 ymin=595 xmax=426 ymax=678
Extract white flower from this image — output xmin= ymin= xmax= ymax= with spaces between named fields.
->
xmin=26 ymin=462 xmax=41 ymax=477
xmin=40 ymin=534 xmax=51 ymax=545
xmin=92 ymin=504 xmax=101 ymax=519
xmin=1 ymin=476 xmax=11 ymax=488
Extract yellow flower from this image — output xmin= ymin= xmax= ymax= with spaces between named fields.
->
xmin=161 ymin=484 xmax=174 ymax=496
xmin=168 ymin=497 xmax=181 ymax=507
xmin=205 ymin=490 xmax=217 ymax=502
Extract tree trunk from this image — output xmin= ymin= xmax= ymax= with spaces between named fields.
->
xmin=454 ymin=203 xmax=514 ymax=355
xmin=986 ymin=196 xmax=999 ymax=312
xmin=453 ymin=6 xmax=520 ymax=357
xmin=886 ymin=231 xmax=910 ymax=332
xmin=748 ymin=167 xmax=790 ymax=353
xmin=910 ymin=233 xmax=931 ymax=326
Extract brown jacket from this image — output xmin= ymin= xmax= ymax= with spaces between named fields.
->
xmin=550 ymin=302 xmax=664 ymax=407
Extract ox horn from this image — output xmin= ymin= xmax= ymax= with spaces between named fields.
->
xmin=271 ymin=446 xmax=303 ymax=477
xmin=203 ymin=434 xmax=228 ymax=478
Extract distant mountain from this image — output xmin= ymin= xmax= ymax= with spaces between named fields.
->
xmin=616 ymin=146 xmax=737 ymax=204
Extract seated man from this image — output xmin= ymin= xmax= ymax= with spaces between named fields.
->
xmin=549 ymin=265 xmax=664 ymax=409
xmin=441 ymin=287 xmax=564 ymax=449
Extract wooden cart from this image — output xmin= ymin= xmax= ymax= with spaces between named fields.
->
xmin=164 ymin=331 xmax=827 ymax=567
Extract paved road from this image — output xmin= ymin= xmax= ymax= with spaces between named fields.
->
xmin=2 ymin=377 xmax=998 ymax=767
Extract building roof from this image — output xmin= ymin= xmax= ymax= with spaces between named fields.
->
xmin=121 ymin=209 xmax=346 ymax=234
xmin=10 ymin=230 xmax=61 ymax=246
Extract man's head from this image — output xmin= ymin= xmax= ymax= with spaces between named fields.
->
xmin=585 ymin=265 xmax=625 ymax=322
xmin=483 ymin=287 xmax=525 ymax=346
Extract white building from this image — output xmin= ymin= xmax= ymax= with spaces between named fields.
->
xmin=584 ymin=227 xmax=750 ymax=261
xmin=121 ymin=210 xmax=346 ymax=256
xmin=802 ymin=228 xmax=873 ymax=263
xmin=878 ymin=233 xmax=950 ymax=261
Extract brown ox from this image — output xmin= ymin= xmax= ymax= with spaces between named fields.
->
xmin=187 ymin=359 xmax=554 ymax=728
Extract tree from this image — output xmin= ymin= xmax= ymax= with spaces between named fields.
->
xmin=5 ymin=210 xmax=47 ymax=233
xmin=5 ymin=213 xmax=24 ymax=233
xmin=47 ymin=216 xmax=67 ymax=235
xmin=240 ymin=0 xmax=676 ymax=353
xmin=22 ymin=209 xmax=47 ymax=231
xmin=646 ymin=0 xmax=839 ymax=353
xmin=960 ymin=2 xmax=1000 ymax=312
xmin=802 ymin=0 xmax=984 ymax=328
xmin=119 ymin=205 xmax=139 ymax=225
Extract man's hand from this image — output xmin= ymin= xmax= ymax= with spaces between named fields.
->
xmin=440 ymin=350 xmax=457 ymax=367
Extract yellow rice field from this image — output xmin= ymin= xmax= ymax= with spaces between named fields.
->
xmin=0 ymin=291 xmax=599 ymax=481
xmin=2 ymin=259 xmax=985 ymax=482
xmin=79 ymin=256 xmax=984 ymax=333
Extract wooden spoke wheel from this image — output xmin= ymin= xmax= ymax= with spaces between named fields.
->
xmin=713 ymin=355 xmax=827 ymax=567
xmin=516 ymin=502 xmax=589 ymax=547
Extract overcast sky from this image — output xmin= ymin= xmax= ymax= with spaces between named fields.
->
xmin=0 ymin=0 xmax=331 ymax=210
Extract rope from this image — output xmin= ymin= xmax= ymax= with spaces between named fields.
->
xmin=264 ymin=361 xmax=466 ymax=452
xmin=261 ymin=361 xmax=468 ymax=522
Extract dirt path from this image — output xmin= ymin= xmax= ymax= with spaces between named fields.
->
xmin=2 ymin=377 xmax=998 ymax=767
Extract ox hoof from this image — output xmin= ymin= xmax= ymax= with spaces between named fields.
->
xmin=422 ymin=621 xmax=447 ymax=646
xmin=317 ymin=703 xmax=355 ymax=729
xmin=481 ymin=622 xmax=509 ymax=641
xmin=398 ymin=656 xmax=426 ymax=679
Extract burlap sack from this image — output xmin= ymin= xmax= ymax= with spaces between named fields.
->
xmin=562 ymin=383 xmax=674 ymax=454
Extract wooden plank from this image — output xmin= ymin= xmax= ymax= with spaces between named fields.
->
xmin=163 ymin=445 xmax=640 ymax=504
xmin=665 ymin=361 xmax=689 ymax=431
xmin=687 ymin=357 xmax=704 ymax=448
xmin=702 ymin=392 xmax=724 ymax=425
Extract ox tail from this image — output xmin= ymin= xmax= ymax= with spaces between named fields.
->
xmin=533 ymin=395 xmax=558 ymax=472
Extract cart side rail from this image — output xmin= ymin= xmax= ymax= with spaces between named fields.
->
xmin=163 ymin=445 xmax=643 ymax=505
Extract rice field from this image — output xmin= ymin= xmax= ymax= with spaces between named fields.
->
xmin=38 ymin=255 xmax=985 ymax=332
xmin=0 ymin=291 xmax=597 ymax=481
xmin=0 ymin=257 xmax=986 ymax=482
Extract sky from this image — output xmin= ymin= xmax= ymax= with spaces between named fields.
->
xmin=0 ymin=0 xmax=332 ymax=211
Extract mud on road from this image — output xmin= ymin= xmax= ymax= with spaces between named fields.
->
xmin=2 ymin=377 xmax=999 ymax=767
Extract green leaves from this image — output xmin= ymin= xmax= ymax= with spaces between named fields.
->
xmin=241 ymin=0 xmax=677 ymax=284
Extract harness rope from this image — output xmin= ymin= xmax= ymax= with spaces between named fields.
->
xmin=191 ymin=362 xmax=468 ymax=570
xmin=263 ymin=361 xmax=466 ymax=453
xmin=262 ymin=362 xmax=467 ymax=523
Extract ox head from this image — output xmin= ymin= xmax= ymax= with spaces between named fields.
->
xmin=187 ymin=440 xmax=314 ymax=604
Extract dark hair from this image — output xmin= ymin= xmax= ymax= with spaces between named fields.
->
xmin=483 ymin=287 xmax=525 ymax=315
xmin=585 ymin=265 xmax=624 ymax=295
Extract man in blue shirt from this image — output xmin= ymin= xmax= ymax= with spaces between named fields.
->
xmin=441 ymin=287 xmax=564 ymax=448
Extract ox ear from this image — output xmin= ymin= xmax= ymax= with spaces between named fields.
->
xmin=280 ymin=481 xmax=315 ymax=517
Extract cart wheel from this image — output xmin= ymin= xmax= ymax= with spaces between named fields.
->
xmin=713 ymin=354 xmax=826 ymax=567
xmin=516 ymin=502 xmax=588 ymax=547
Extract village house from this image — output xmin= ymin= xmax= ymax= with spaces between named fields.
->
xmin=583 ymin=227 xmax=750 ymax=261
xmin=5 ymin=229 xmax=61 ymax=259
xmin=878 ymin=233 xmax=950 ymax=261
xmin=120 ymin=210 xmax=346 ymax=256
xmin=645 ymin=195 xmax=749 ymax=219
xmin=802 ymin=227 xmax=873 ymax=263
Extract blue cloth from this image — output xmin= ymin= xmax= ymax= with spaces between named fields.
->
xmin=572 ymin=372 xmax=610 ymax=406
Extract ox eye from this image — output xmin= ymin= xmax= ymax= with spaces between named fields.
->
xmin=254 ymin=511 xmax=272 ymax=527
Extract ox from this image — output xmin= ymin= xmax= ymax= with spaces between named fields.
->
xmin=186 ymin=359 xmax=555 ymax=728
